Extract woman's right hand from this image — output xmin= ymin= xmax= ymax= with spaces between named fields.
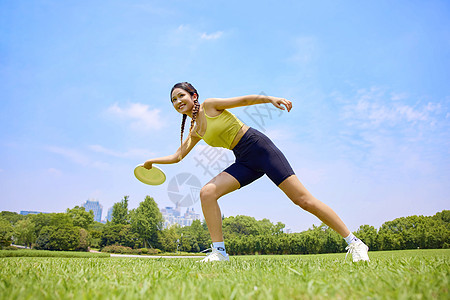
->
xmin=269 ymin=96 xmax=292 ymax=112
xmin=143 ymin=160 xmax=153 ymax=170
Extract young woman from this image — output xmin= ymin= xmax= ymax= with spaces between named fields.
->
xmin=144 ymin=82 xmax=369 ymax=262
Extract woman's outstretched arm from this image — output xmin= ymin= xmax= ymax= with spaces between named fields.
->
xmin=204 ymin=95 xmax=292 ymax=112
xmin=143 ymin=133 xmax=201 ymax=169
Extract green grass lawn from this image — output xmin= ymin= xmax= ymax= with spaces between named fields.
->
xmin=0 ymin=249 xmax=110 ymax=258
xmin=0 ymin=249 xmax=448 ymax=299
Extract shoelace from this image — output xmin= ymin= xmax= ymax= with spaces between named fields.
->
xmin=200 ymin=245 xmax=228 ymax=261
xmin=198 ymin=248 xmax=224 ymax=262
xmin=201 ymin=247 xmax=212 ymax=253
xmin=204 ymin=252 xmax=221 ymax=261
xmin=345 ymin=243 xmax=357 ymax=261
xmin=200 ymin=247 xmax=218 ymax=260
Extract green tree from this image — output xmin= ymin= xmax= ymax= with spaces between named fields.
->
xmin=99 ymin=224 xmax=122 ymax=247
xmin=131 ymin=196 xmax=163 ymax=248
xmin=14 ymin=218 xmax=36 ymax=248
xmin=30 ymin=213 xmax=74 ymax=238
xmin=434 ymin=210 xmax=450 ymax=223
xmin=66 ymin=206 xmax=94 ymax=229
xmin=100 ymin=224 xmax=139 ymax=248
xmin=272 ymin=222 xmax=286 ymax=236
xmin=356 ymin=225 xmax=378 ymax=251
xmin=112 ymin=196 xmax=130 ymax=225
xmin=188 ymin=220 xmax=211 ymax=251
xmin=286 ymin=233 xmax=307 ymax=255
xmin=76 ymin=228 xmax=91 ymax=251
xmin=223 ymin=215 xmax=286 ymax=239
xmin=89 ymin=221 xmax=105 ymax=248
xmin=257 ymin=219 xmax=285 ymax=236
xmin=177 ymin=232 xmax=196 ymax=252
xmin=0 ymin=216 xmax=14 ymax=247
xmin=299 ymin=223 xmax=344 ymax=254
xmin=222 ymin=215 xmax=260 ymax=238
xmin=35 ymin=226 xmax=52 ymax=249
xmin=31 ymin=213 xmax=88 ymax=251
xmin=35 ymin=225 xmax=80 ymax=251
xmin=158 ymin=226 xmax=179 ymax=252
xmin=421 ymin=215 xmax=450 ymax=249
xmin=0 ymin=211 xmax=24 ymax=224
xmin=377 ymin=213 xmax=450 ymax=250
xmin=321 ymin=230 xmax=344 ymax=253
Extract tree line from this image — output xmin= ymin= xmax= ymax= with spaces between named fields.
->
xmin=223 ymin=210 xmax=449 ymax=255
xmin=1 ymin=195 xmax=448 ymax=254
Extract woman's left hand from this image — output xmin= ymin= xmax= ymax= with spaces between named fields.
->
xmin=270 ymin=97 xmax=292 ymax=112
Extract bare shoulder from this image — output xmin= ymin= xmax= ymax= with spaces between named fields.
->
xmin=202 ymin=98 xmax=223 ymax=117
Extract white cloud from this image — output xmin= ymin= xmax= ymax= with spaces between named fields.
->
xmin=342 ymin=88 xmax=440 ymax=128
xmin=89 ymin=145 xmax=154 ymax=159
xmin=45 ymin=146 xmax=109 ymax=169
xmin=46 ymin=146 xmax=91 ymax=166
xmin=173 ymin=25 xmax=224 ymax=42
xmin=330 ymin=87 xmax=450 ymax=181
xmin=106 ymin=102 xmax=165 ymax=131
xmin=200 ymin=31 xmax=223 ymax=40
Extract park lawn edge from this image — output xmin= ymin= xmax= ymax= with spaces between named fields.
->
xmin=0 ymin=249 xmax=110 ymax=258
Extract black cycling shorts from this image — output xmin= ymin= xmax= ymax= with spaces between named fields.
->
xmin=224 ymin=127 xmax=295 ymax=188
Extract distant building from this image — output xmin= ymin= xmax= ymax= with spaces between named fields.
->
xmin=161 ymin=205 xmax=201 ymax=228
xmin=106 ymin=207 xmax=113 ymax=222
xmin=82 ymin=199 xmax=103 ymax=222
xmin=20 ymin=211 xmax=49 ymax=216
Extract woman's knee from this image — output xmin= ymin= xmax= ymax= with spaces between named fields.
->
xmin=292 ymin=193 xmax=316 ymax=211
xmin=279 ymin=176 xmax=317 ymax=211
xmin=200 ymin=184 xmax=217 ymax=203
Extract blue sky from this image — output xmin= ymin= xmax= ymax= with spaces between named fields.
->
xmin=1 ymin=0 xmax=449 ymax=232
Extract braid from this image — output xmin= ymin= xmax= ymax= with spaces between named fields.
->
xmin=178 ymin=100 xmax=200 ymax=160
xmin=188 ymin=100 xmax=200 ymax=135
xmin=180 ymin=114 xmax=187 ymax=148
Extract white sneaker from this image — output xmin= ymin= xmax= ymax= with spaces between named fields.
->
xmin=345 ymin=241 xmax=370 ymax=262
xmin=198 ymin=247 xmax=229 ymax=262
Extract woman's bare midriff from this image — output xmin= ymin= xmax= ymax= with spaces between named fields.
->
xmin=230 ymin=124 xmax=249 ymax=150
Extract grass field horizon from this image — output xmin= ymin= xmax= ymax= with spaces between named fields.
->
xmin=1 ymin=249 xmax=448 ymax=299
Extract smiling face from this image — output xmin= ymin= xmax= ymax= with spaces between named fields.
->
xmin=171 ymin=88 xmax=198 ymax=115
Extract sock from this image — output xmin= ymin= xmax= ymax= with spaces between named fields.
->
xmin=344 ymin=233 xmax=360 ymax=245
xmin=212 ymin=242 xmax=227 ymax=256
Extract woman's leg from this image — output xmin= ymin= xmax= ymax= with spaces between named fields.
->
xmin=278 ymin=175 xmax=350 ymax=237
xmin=200 ymin=172 xmax=240 ymax=242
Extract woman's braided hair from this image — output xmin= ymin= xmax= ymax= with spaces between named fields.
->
xmin=170 ymin=82 xmax=201 ymax=157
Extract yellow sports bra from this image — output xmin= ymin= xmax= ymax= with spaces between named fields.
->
xmin=195 ymin=109 xmax=244 ymax=149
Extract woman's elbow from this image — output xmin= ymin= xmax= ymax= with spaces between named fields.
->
xmin=173 ymin=153 xmax=183 ymax=163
